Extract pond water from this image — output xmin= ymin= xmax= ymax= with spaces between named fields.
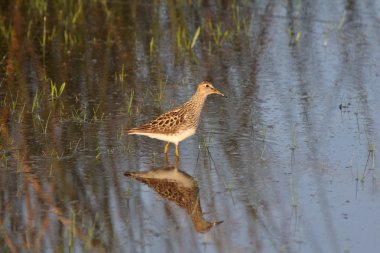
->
xmin=1 ymin=1 xmax=379 ymax=253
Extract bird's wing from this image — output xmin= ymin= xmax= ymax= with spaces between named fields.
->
xmin=128 ymin=108 xmax=185 ymax=134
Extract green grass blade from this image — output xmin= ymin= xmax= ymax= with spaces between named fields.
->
xmin=59 ymin=82 xmax=66 ymax=96
xmin=190 ymin=26 xmax=201 ymax=49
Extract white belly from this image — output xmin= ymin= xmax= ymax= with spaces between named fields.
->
xmin=132 ymin=128 xmax=196 ymax=145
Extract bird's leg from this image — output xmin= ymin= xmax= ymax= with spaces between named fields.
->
xmin=164 ymin=142 xmax=170 ymax=154
xmin=175 ymin=144 xmax=179 ymax=157
xmin=174 ymin=156 xmax=179 ymax=169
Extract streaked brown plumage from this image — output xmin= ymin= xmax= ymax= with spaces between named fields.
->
xmin=125 ymin=165 xmax=223 ymax=233
xmin=128 ymin=81 xmax=225 ymax=157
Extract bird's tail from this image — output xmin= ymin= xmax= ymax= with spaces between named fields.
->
xmin=127 ymin=125 xmax=151 ymax=135
xmin=127 ymin=129 xmax=137 ymax=135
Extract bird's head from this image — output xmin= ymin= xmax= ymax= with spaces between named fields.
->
xmin=197 ymin=81 xmax=225 ymax=97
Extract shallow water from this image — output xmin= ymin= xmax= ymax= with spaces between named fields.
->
xmin=1 ymin=1 xmax=380 ymax=253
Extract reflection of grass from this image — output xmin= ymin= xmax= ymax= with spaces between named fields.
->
xmin=147 ymin=78 xmax=167 ymax=107
xmin=337 ymin=10 xmax=346 ymax=30
xmin=117 ymin=64 xmax=126 ymax=82
xmin=42 ymin=15 xmax=47 ymax=65
xmin=9 ymin=91 xmax=18 ymax=114
xmin=232 ymin=4 xmax=241 ymax=33
xmin=68 ymin=208 xmax=77 ymax=252
xmin=290 ymin=166 xmax=298 ymax=208
xmin=196 ymin=133 xmax=233 ymax=194
xmin=91 ymin=104 xmax=104 ymax=121
xmin=0 ymin=2 xmax=269 ymax=250
xmin=17 ymin=104 xmax=26 ymax=123
xmin=260 ymin=126 xmax=266 ymax=160
xmin=198 ymin=131 xmax=213 ymax=151
xmin=361 ymin=125 xmax=376 ymax=182
xmin=86 ymin=213 xmax=99 ymax=251
xmin=69 ymin=138 xmax=82 ymax=152
xmin=288 ymin=27 xmax=301 ymax=46
xmin=0 ymin=16 xmax=12 ymax=41
xmin=289 ymin=125 xmax=297 ymax=150
xmin=156 ymin=79 xmax=166 ymax=106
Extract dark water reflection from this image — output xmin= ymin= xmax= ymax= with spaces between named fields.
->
xmin=1 ymin=0 xmax=380 ymax=252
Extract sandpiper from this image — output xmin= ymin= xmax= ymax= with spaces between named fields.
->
xmin=128 ymin=81 xmax=225 ymax=157
xmin=125 ymin=164 xmax=223 ymax=233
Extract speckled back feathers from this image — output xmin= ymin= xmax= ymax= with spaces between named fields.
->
xmin=128 ymin=81 xmax=224 ymax=136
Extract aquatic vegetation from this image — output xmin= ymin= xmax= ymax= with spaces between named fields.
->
xmin=32 ymin=92 xmax=41 ymax=113
xmin=91 ymin=103 xmax=105 ymax=121
xmin=116 ymin=64 xmax=124 ymax=82
xmin=42 ymin=15 xmax=47 ymax=64
xmin=50 ymin=80 xmax=66 ymax=100
xmin=260 ymin=126 xmax=266 ymax=160
xmin=43 ymin=110 xmax=51 ymax=134
xmin=288 ymin=27 xmax=301 ymax=46
xmin=207 ymin=21 xmax=230 ymax=47
xmin=128 ymin=89 xmax=134 ymax=116
xmin=176 ymin=25 xmax=201 ymax=51
xmin=198 ymin=132 xmax=213 ymax=151
xmin=0 ymin=16 xmax=12 ymax=43
xmin=8 ymin=90 xmax=19 ymax=114
xmin=0 ymin=1 xmax=379 ymax=252
xmin=155 ymin=78 xmax=167 ymax=106
xmin=362 ymin=124 xmax=376 ymax=181
xmin=289 ymin=124 xmax=297 ymax=150
xmin=149 ymin=36 xmax=154 ymax=56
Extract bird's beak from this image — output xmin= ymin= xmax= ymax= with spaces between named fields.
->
xmin=212 ymin=87 xmax=226 ymax=97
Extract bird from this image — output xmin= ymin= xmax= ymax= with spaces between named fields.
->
xmin=125 ymin=164 xmax=223 ymax=233
xmin=127 ymin=81 xmax=225 ymax=157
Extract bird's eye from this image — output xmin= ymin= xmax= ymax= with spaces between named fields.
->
xmin=206 ymin=84 xmax=209 ymax=88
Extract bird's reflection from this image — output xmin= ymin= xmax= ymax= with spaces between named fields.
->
xmin=125 ymin=160 xmax=223 ymax=233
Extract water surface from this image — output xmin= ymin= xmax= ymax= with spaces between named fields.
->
xmin=0 ymin=1 xmax=379 ymax=253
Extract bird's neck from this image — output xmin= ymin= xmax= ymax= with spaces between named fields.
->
xmin=187 ymin=92 xmax=207 ymax=115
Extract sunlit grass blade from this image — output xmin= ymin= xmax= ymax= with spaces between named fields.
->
xmin=150 ymin=37 xmax=154 ymax=54
xmin=44 ymin=110 xmax=51 ymax=134
xmin=128 ymin=89 xmax=134 ymax=115
xmin=59 ymin=82 xmax=66 ymax=96
xmin=191 ymin=26 xmax=201 ymax=49
xmin=176 ymin=26 xmax=182 ymax=49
